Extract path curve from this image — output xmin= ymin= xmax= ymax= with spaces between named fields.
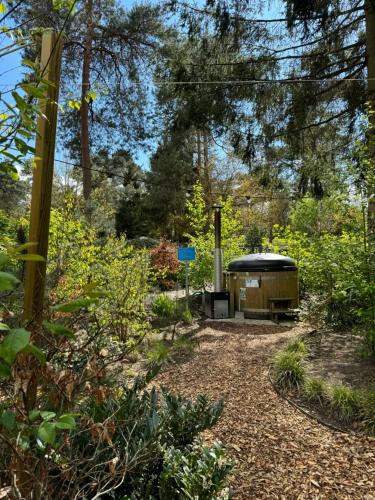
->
xmin=156 ymin=322 xmax=375 ymax=499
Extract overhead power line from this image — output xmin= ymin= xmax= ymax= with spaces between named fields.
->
xmin=0 ymin=0 xmax=25 ymax=25
xmin=173 ymin=1 xmax=364 ymax=24
xmin=1 ymin=76 xmax=370 ymax=89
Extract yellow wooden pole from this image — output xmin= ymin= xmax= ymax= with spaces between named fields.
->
xmin=23 ymin=29 xmax=63 ymax=328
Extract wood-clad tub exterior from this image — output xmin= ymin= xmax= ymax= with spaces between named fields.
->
xmin=225 ymin=270 xmax=299 ymax=318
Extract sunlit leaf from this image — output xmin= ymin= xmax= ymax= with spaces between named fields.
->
xmin=40 ymin=411 xmax=56 ymax=421
xmin=38 ymin=421 xmax=56 ymax=444
xmin=0 ymin=328 xmax=31 ymax=364
xmin=14 ymin=254 xmax=45 ymax=262
xmin=42 ymin=321 xmax=75 ymax=339
xmin=0 ymin=272 xmax=20 ymax=291
xmin=53 ymin=297 xmax=98 ymax=313
xmin=55 ymin=414 xmax=76 ymax=430
xmin=7 ymin=242 xmax=37 ymax=254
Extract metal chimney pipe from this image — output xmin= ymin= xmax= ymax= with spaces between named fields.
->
xmin=213 ymin=205 xmax=223 ymax=292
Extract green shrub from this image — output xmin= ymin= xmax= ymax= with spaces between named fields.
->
xmin=329 ymin=384 xmax=360 ymax=422
xmin=273 ymin=351 xmax=306 ymax=388
xmin=152 ymin=293 xmax=176 ymax=319
xmin=265 ymin=226 xmax=370 ymax=333
xmin=303 ymin=377 xmax=327 ymax=405
xmin=284 ymin=337 xmax=307 ymax=357
xmin=160 ymin=441 xmax=232 ymax=499
xmin=181 ymin=309 xmax=193 ymax=324
xmin=69 ymin=369 xmax=229 ymax=498
xmin=358 ymin=388 xmax=375 ymax=434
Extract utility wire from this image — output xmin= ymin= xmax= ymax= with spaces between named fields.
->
xmin=0 ymin=76 xmax=371 ymax=88
xmin=39 ymin=0 xmax=76 ymax=80
xmin=173 ymin=1 xmax=364 ymax=24
xmin=0 ymin=0 xmax=25 ymax=25
xmin=2 ymin=149 xmax=131 ymax=181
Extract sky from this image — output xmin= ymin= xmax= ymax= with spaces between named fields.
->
xmin=0 ymin=0 xmax=284 ymax=173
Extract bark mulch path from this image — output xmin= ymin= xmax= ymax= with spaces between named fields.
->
xmin=155 ymin=322 xmax=375 ymax=499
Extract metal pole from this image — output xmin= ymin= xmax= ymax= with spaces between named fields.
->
xmin=214 ymin=206 xmax=223 ymax=292
xmin=185 ymin=262 xmax=190 ymax=311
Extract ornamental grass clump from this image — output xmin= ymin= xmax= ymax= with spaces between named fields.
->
xmin=303 ymin=377 xmax=328 ymax=405
xmin=273 ymin=351 xmax=306 ymax=389
xmin=284 ymin=336 xmax=307 ymax=357
xmin=147 ymin=339 xmax=171 ymax=364
xmin=152 ymin=293 xmax=176 ymax=319
xmin=329 ymin=384 xmax=360 ymax=422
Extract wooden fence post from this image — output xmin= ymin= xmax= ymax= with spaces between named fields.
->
xmin=23 ymin=29 xmax=63 ymax=329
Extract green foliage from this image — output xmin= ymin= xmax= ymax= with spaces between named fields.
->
xmin=181 ymin=309 xmax=194 ymax=324
xmin=265 ymin=225 xmax=370 ymax=331
xmin=160 ymin=441 xmax=232 ymax=499
xmin=184 ymin=182 xmax=245 ymax=289
xmin=66 ymin=369 xmax=229 ymax=498
xmin=284 ymin=337 xmax=307 ymax=357
xmin=0 ymin=210 xmax=20 ymax=249
xmin=48 ymin=206 xmax=151 ymax=344
xmin=290 ymin=196 xmax=362 ymax=236
xmin=358 ymin=388 xmax=375 ymax=434
xmin=356 ymin=283 xmax=375 ymax=356
xmin=329 ymin=384 xmax=360 ymax=422
xmin=172 ymin=335 xmax=195 ymax=354
xmin=146 ymin=130 xmax=195 ymax=240
xmin=152 ymin=293 xmax=176 ymax=319
xmin=303 ymin=377 xmax=328 ymax=405
xmin=273 ymin=351 xmax=306 ymax=388
xmin=147 ymin=340 xmax=171 ymax=364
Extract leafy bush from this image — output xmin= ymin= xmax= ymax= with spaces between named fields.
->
xmin=150 ymin=240 xmax=179 ymax=290
xmin=160 ymin=441 xmax=232 ymax=499
xmin=181 ymin=309 xmax=193 ymax=324
xmin=303 ymin=377 xmax=327 ymax=405
xmin=358 ymin=388 xmax=375 ymax=434
xmin=152 ymin=293 xmax=176 ymax=319
xmin=49 ymin=208 xmax=151 ymax=344
xmin=329 ymin=384 xmax=360 ymax=422
xmin=265 ymin=226 xmax=371 ymax=336
xmin=356 ymin=283 xmax=375 ymax=357
xmin=273 ymin=351 xmax=306 ymax=388
xmin=65 ymin=370 xmax=230 ymax=498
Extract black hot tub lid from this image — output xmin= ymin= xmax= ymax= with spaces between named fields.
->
xmin=228 ymin=253 xmax=297 ymax=272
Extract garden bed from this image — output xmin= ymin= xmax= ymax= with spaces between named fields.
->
xmin=271 ymin=331 xmax=375 ymax=435
xmin=307 ymin=332 xmax=375 ymax=390
xmin=155 ymin=321 xmax=375 ymax=499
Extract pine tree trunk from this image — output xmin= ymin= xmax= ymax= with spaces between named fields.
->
xmin=80 ymin=0 xmax=93 ymax=203
xmin=365 ymin=0 xmax=375 ymax=276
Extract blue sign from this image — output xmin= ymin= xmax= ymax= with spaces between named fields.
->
xmin=178 ymin=247 xmax=196 ymax=261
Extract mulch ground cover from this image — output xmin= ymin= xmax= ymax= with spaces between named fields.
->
xmin=155 ymin=321 xmax=375 ymax=499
